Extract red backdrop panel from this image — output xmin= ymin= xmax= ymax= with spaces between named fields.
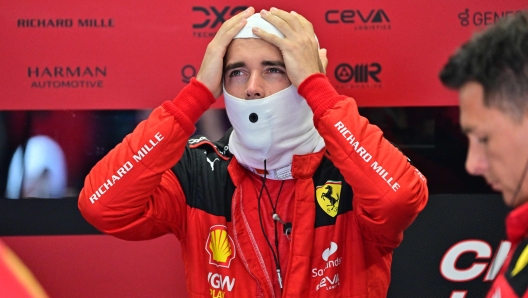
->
xmin=1 ymin=0 xmax=526 ymax=110
xmin=1 ymin=235 xmax=186 ymax=298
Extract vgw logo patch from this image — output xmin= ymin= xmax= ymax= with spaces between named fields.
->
xmin=316 ymin=181 xmax=342 ymax=217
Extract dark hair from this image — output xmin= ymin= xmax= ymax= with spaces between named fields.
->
xmin=439 ymin=11 xmax=528 ymax=120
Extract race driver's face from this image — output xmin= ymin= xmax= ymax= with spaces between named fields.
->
xmin=223 ymin=38 xmax=291 ymax=100
xmin=460 ymin=81 xmax=528 ymax=207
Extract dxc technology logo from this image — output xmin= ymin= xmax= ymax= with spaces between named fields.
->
xmin=192 ymin=6 xmax=248 ymax=38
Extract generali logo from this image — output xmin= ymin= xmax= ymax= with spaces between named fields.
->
xmin=457 ymin=9 xmax=523 ymax=27
xmin=316 ymin=181 xmax=342 ymax=217
xmin=206 ymin=225 xmax=236 ymax=268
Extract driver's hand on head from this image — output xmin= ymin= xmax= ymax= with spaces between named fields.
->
xmin=196 ymin=7 xmax=255 ymax=98
xmin=253 ymin=8 xmax=326 ymax=87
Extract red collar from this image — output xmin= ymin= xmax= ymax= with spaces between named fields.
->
xmin=506 ymin=201 xmax=528 ymax=245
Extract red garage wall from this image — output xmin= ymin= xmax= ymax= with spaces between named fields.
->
xmin=2 ymin=0 xmax=527 ymax=110
xmin=1 ymin=235 xmax=186 ymax=298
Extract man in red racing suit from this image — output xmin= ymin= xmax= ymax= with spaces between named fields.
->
xmin=440 ymin=11 xmax=528 ymax=298
xmin=79 ymin=7 xmax=428 ymax=297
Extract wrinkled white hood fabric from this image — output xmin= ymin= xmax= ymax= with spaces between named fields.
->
xmin=224 ymin=13 xmax=325 ymax=180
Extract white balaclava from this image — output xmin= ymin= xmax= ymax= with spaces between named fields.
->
xmin=224 ymin=13 xmax=325 ymax=180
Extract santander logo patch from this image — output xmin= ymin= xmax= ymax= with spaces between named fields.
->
xmin=322 ymin=242 xmax=338 ymax=261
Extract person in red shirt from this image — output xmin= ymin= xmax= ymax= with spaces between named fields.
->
xmin=79 ymin=7 xmax=428 ymax=297
xmin=440 ymin=11 xmax=528 ymax=298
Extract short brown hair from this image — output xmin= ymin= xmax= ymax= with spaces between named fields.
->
xmin=439 ymin=11 xmax=528 ymax=121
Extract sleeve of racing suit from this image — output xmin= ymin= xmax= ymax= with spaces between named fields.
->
xmin=298 ymin=74 xmax=428 ymax=248
xmin=78 ymin=78 xmax=216 ymax=241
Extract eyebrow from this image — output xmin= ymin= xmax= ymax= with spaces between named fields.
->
xmin=224 ymin=60 xmax=286 ymax=72
xmin=224 ymin=62 xmax=245 ymax=73
xmin=461 ymin=126 xmax=473 ymax=135
xmin=262 ymin=60 xmax=285 ymax=68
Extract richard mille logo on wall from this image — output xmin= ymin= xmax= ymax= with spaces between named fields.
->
xmin=17 ymin=19 xmax=114 ymax=28
xmin=27 ymin=66 xmax=107 ymax=89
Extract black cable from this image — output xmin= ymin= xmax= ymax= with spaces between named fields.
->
xmin=257 ymin=160 xmax=284 ymax=292
xmin=263 ymin=179 xmax=285 ymax=287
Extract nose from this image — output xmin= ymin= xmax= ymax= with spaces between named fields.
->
xmin=245 ymin=73 xmax=265 ymax=100
xmin=465 ymin=140 xmax=488 ymax=176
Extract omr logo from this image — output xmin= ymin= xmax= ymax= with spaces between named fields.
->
xmin=192 ymin=6 xmax=248 ymax=29
xmin=334 ymin=63 xmax=382 ymax=84
xmin=206 ymin=225 xmax=236 ymax=268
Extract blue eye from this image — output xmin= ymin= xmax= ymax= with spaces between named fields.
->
xmin=267 ymin=68 xmax=284 ymax=74
xmin=228 ymin=70 xmax=243 ymax=77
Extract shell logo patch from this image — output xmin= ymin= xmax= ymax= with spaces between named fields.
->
xmin=206 ymin=225 xmax=236 ymax=268
xmin=316 ymin=181 xmax=342 ymax=217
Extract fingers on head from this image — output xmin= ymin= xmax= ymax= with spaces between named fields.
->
xmin=259 ymin=9 xmax=292 ymax=37
xmin=225 ymin=18 xmax=247 ymax=36
xmin=259 ymin=8 xmax=319 ymax=50
xmin=294 ymin=14 xmax=317 ymax=48
xmin=214 ymin=8 xmax=253 ymax=45
xmin=269 ymin=8 xmax=304 ymax=33
xmin=293 ymin=12 xmax=314 ymax=31
xmin=252 ymin=27 xmax=281 ymax=46
xmin=219 ymin=7 xmax=254 ymax=33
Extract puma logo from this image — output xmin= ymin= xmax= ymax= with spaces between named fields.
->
xmin=207 ymin=157 xmax=219 ymax=171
